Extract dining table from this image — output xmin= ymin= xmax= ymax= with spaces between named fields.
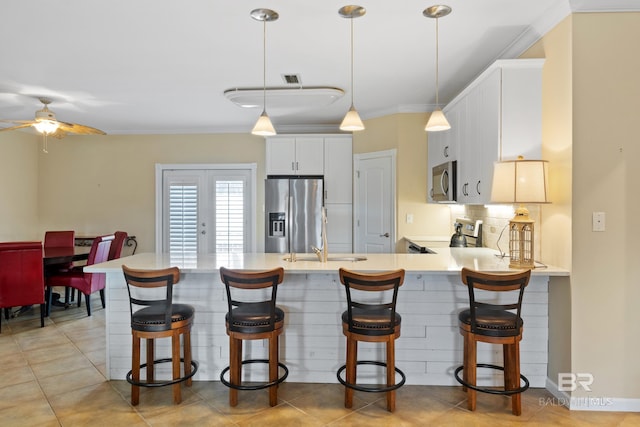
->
xmin=43 ymin=245 xmax=91 ymax=266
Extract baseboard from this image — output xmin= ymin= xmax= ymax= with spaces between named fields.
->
xmin=546 ymin=377 xmax=640 ymax=412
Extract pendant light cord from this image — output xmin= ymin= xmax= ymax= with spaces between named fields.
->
xmin=434 ymin=17 xmax=440 ymax=106
xmin=350 ymin=17 xmax=355 ymax=106
xmin=262 ymin=19 xmax=267 ymax=112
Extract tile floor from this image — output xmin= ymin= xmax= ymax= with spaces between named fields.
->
xmin=1 ymin=297 xmax=638 ymax=426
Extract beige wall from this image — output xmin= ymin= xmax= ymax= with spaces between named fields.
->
xmin=354 ymin=113 xmax=450 ymax=251
xmin=570 ymin=12 xmax=640 ymax=399
xmin=0 ymin=132 xmax=40 ymax=241
xmin=35 ymin=133 xmax=265 ymax=252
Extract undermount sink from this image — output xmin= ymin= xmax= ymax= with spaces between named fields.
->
xmin=283 ymin=255 xmax=367 ymax=262
xmin=326 ymin=256 xmax=367 ymax=262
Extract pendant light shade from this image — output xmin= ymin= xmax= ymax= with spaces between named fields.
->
xmin=250 ymin=8 xmax=278 ymax=136
xmin=340 ymin=104 xmax=364 ymax=131
xmin=339 ymin=5 xmax=366 ymax=132
xmin=424 ymin=5 xmax=451 ymax=132
xmin=252 ymin=110 xmax=276 ymax=136
xmin=425 ymin=108 xmax=450 ymax=132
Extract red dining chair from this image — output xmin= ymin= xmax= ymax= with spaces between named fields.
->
xmin=108 ymin=231 xmax=128 ymax=261
xmin=0 ymin=242 xmax=46 ymax=332
xmin=46 ymin=234 xmax=114 ymax=316
xmin=44 ymin=230 xmax=76 ymax=304
xmin=44 ymin=231 xmax=75 ymax=272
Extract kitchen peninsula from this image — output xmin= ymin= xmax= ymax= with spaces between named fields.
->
xmin=87 ymin=249 xmax=567 ymax=388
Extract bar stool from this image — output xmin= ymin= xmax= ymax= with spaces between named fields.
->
xmin=219 ymin=267 xmax=289 ymax=407
xmin=336 ymin=268 xmax=406 ymax=412
xmin=122 ymin=265 xmax=198 ymax=405
xmin=454 ymin=267 xmax=531 ymax=415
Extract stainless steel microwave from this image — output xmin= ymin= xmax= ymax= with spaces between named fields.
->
xmin=430 ymin=161 xmax=457 ymax=202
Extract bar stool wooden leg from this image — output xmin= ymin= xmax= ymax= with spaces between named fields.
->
xmin=511 ymin=341 xmax=522 ymax=415
xmin=386 ymin=336 xmax=396 ymax=412
xmin=269 ymin=332 xmax=278 ymax=406
xmin=172 ymin=331 xmax=182 ymax=404
xmin=229 ymin=336 xmax=241 ymax=406
xmin=466 ymin=334 xmax=477 ymax=411
xmin=345 ymin=336 xmax=357 ymax=408
xmin=184 ymin=330 xmax=193 ymax=387
xmin=146 ymin=338 xmax=155 ymax=383
xmin=131 ymin=334 xmax=141 ymax=406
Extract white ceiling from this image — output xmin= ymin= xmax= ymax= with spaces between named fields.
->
xmin=0 ymin=0 xmax=637 ymax=135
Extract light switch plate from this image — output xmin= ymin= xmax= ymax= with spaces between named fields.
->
xmin=592 ymin=212 xmax=605 ymax=232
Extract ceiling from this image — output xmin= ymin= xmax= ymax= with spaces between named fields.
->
xmin=0 ymin=0 xmax=637 ymax=136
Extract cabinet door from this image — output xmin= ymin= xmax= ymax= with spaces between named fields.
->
xmin=325 ymin=203 xmax=352 ymax=253
xmin=324 ymin=137 xmax=352 ymax=203
xmin=476 ymin=68 xmax=501 ymax=203
xmin=266 ymin=138 xmax=296 ymax=175
xmin=294 ymin=137 xmax=325 ymax=175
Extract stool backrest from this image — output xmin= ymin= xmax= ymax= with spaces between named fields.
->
xmin=219 ymin=267 xmax=284 ymax=333
xmin=460 ymin=267 xmax=531 ymax=336
xmin=122 ymin=265 xmax=181 ymax=331
xmin=339 ymin=268 xmax=405 ymax=336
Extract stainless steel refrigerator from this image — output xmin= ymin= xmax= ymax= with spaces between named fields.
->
xmin=265 ymin=177 xmax=323 ymax=253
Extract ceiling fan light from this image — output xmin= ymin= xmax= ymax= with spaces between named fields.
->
xmin=252 ymin=110 xmax=276 ymax=136
xmin=340 ymin=105 xmax=365 ymax=131
xmin=425 ymin=108 xmax=450 ymax=132
xmin=33 ymin=119 xmax=59 ymax=134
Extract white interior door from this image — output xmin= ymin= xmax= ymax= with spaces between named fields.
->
xmin=354 ymin=150 xmax=396 ymax=253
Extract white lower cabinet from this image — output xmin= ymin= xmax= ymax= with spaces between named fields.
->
xmin=325 ymin=203 xmax=352 ymax=253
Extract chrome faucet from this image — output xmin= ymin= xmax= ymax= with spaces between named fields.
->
xmin=311 ymin=207 xmax=328 ymax=262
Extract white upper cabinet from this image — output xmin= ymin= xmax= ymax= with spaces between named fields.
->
xmin=266 ymin=136 xmax=325 ymax=175
xmin=428 ymin=59 xmax=544 ymax=204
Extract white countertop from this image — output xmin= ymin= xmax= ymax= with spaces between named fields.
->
xmin=87 ymin=248 xmax=568 ymax=276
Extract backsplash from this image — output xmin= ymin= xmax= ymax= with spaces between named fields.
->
xmin=449 ymin=204 xmax=542 ymax=260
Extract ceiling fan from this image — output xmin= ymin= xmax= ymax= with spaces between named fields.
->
xmin=0 ymin=97 xmax=106 ymax=152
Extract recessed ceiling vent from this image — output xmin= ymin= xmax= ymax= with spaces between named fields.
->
xmin=282 ymin=74 xmax=301 ymax=85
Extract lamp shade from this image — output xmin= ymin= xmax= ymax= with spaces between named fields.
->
xmin=490 ymin=159 xmax=549 ymax=204
xmin=425 ymin=108 xmax=451 ymax=132
xmin=251 ymin=110 xmax=276 ymax=136
xmin=340 ymin=104 xmax=365 ymax=131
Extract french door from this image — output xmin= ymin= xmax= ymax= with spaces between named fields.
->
xmin=156 ymin=164 xmax=256 ymax=257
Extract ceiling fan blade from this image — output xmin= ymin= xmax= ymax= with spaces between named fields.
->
xmin=51 ymin=128 xmax=68 ymax=139
xmin=0 ymin=119 xmax=34 ymax=125
xmin=57 ymin=121 xmax=106 ymax=135
xmin=0 ymin=122 xmax=34 ymax=132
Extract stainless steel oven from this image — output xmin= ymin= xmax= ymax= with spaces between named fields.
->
xmin=430 ymin=160 xmax=456 ymax=203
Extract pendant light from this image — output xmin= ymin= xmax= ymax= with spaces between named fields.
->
xmin=251 ymin=8 xmax=278 ymax=136
xmin=424 ymin=5 xmax=451 ymax=132
xmin=339 ymin=5 xmax=366 ymax=132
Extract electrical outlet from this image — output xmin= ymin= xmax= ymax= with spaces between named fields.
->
xmin=592 ymin=212 xmax=605 ymax=232
xmin=406 ymin=214 xmax=413 ymax=224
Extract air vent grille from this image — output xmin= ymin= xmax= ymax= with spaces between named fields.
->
xmin=282 ymin=74 xmax=301 ymax=85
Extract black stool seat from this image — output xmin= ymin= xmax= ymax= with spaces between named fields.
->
xmin=458 ymin=308 xmax=520 ymax=337
xmin=226 ymin=303 xmax=285 ymax=333
xmin=341 ymin=309 xmax=401 ymax=336
xmin=132 ymin=304 xmax=195 ymax=332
